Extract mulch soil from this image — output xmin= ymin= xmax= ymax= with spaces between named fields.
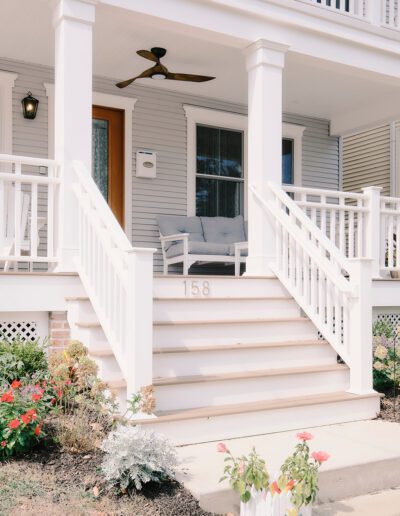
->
xmin=378 ymin=394 xmax=400 ymax=423
xmin=0 ymin=438 xmax=221 ymax=516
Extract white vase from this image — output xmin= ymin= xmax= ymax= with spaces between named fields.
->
xmin=240 ymin=489 xmax=312 ymax=516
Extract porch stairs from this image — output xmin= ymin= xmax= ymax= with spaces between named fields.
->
xmin=67 ymin=274 xmax=380 ymax=446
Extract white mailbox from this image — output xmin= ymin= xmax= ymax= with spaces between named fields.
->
xmin=136 ymin=150 xmax=157 ymax=178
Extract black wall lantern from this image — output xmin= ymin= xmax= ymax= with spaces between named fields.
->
xmin=21 ymin=92 xmax=39 ymax=120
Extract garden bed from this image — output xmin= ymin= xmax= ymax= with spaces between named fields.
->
xmin=378 ymin=395 xmax=400 ymax=423
xmin=0 ymin=437 xmax=219 ymax=516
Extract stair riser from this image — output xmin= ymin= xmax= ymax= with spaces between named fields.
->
xmin=70 ymin=325 xmax=109 ymax=351
xmin=90 ymin=354 xmax=122 ymax=381
xmin=154 ymin=277 xmax=289 ymax=299
xmin=145 ymin=396 xmax=380 ymax=447
xmin=66 ymin=299 xmax=96 ymax=327
xmin=154 ymin=320 xmax=317 ymax=347
xmin=154 ymin=298 xmax=300 ymax=322
xmin=153 ymin=344 xmax=337 ymax=378
xmin=154 ymin=369 xmax=349 ymax=411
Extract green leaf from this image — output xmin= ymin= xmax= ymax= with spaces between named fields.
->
xmin=241 ymin=490 xmax=251 ymax=503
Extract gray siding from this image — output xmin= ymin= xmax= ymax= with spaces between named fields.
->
xmin=1 ymin=57 xmax=339 ymax=272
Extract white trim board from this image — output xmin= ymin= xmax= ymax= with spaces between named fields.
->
xmin=0 ymin=71 xmax=18 ymax=163
xmin=183 ymin=104 xmax=305 ymax=217
xmin=44 ymin=83 xmax=137 ymax=239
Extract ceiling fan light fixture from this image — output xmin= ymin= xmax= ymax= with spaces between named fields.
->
xmin=151 ymin=72 xmax=167 ymax=80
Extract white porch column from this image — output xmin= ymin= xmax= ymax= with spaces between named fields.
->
xmin=53 ymin=0 xmax=96 ymax=271
xmin=245 ymin=40 xmax=289 ymax=276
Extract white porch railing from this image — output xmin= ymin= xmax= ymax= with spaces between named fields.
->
xmin=297 ymin=0 xmax=400 ymax=31
xmin=0 ymin=154 xmax=60 ymax=269
xmin=251 ymin=182 xmax=373 ymax=393
xmin=380 ymin=195 xmax=400 ymax=271
xmin=72 ymin=161 xmax=156 ymax=398
xmin=284 ymin=185 xmax=369 ymax=259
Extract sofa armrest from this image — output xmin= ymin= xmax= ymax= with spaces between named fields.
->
xmin=234 ymin=241 xmax=248 ymax=253
xmin=160 ymin=233 xmax=189 ymax=244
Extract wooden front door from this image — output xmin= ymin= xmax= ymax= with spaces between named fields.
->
xmin=92 ymin=106 xmax=124 ymax=226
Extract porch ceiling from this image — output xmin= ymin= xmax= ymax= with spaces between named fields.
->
xmin=2 ymin=0 xmax=400 ymax=134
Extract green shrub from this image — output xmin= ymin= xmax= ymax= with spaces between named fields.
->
xmin=0 ymin=338 xmax=48 ymax=385
xmin=372 ymin=320 xmax=400 ymax=394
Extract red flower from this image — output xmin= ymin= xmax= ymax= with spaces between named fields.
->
xmin=34 ymin=426 xmax=41 ymax=436
xmin=286 ymin=480 xmax=295 ymax=491
xmin=10 ymin=380 xmax=21 ymax=389
xmin=1 ymin=441 xmax=6 ymax=447
xmin=32 ymin=393 xmax=42 ymax=402
xmin=1 ymin=391 xmax=14 ymax=403
xmin=21 ymin=414 xmax=31 ymax=425
xmin=8 ymin=419 xmax=20 ymax=429
xmin=296 ymin=431 xmax=314 ymax=441
xmin=217 ymin=442 xmax=228 ymax=453
xmin=26 ymin=409 xmax=37 ymax=421
xmin=311 ymin=451 xmax=330 ymax=463
xmin=50 ymin=398 xmax=56 ymax=405
xmin=271 ymin=481 xmax=281 ymax=495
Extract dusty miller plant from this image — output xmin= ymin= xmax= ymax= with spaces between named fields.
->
xmin=101 ymin=424 xmax=178 ymax=491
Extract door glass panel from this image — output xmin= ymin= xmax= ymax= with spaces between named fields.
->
xmin=92 ymin=118 xmax=109 ymax=201
xmin=282 ymin=138 xmax=294 ymax=185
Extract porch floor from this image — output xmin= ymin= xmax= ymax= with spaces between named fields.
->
xmin=176 ymin=420 xmax=400 ymax=514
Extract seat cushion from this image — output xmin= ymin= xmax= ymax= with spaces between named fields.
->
xmin=157 ymin=215 xmax=204 ymax=250
xmin=200 ymin=215 xmax=246 ymax=244
xmin=166 ymin=240 xmax=230 ymax=258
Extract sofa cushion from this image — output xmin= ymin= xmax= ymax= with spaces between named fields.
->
xmin=200 ymin=215 xmax=246 ymax=244
xmin=166 ymin=240 xmax=230 ymax=258
xmin=157 ymin=215 xmax=204 ymax=250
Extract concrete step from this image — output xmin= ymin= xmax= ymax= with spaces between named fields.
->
xmin=152 ymin=364 xmax=349 ymax=411
xmin=153 ymin=339 xmax=337 ymax=377
xmin=154 ymin=296 xmax=300 ymax=322
xmin=132 ymin=391 xmax=380 ymax=447
xmin=153 ymin=275 xmax=289 ymax=298
xmin=154 ymin=317 xmax=317 ymax=347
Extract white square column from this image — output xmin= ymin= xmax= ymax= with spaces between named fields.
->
xmin=245 ymin=40 xmax=289 ymax=276
xmin=53 ymin=0 xmax=96 ymax=271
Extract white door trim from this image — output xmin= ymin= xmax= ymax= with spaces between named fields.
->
xmin=44 ymin=83 xmax=137 ymax=238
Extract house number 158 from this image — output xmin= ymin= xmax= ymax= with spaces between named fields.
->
xmin=184 ymin=280 xmax=210 ymax=297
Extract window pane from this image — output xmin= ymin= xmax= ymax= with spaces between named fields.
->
xmin=220 ymin=129 xmax=243 ymax=178
xmin=282 ymin=138 xmax=294 ymax=185
xmin=196 ymin=177 xmax=243 ymax=217
xmin=197 ymin=126 xmax=220 ymax=176
xmin=92 ymin=118 xmax=109 ymax=201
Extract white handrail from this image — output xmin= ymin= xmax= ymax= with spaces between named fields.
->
xmin=72 ymin=161 xmax=156 ymax=399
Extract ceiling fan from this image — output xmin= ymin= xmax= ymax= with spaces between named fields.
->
xmin=116 ymin=47 xmax=215 ymax=89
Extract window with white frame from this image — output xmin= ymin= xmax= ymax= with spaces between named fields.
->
xmin=184 ymin=105 xmax=304 ymax=216
xmin=196 ymin=124 xmax=244 ymax=217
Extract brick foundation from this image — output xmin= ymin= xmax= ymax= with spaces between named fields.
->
xmin=49 ymin=311 xmax=71 ymax=351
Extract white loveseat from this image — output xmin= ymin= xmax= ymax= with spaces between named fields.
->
xmin=157 ymin=214 xmax=248 ymax=275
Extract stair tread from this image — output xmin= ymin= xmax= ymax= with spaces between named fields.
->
xmin=152 ymin=363 xmax=348 ymax=386
xmin=76 ymin=321 xmax=100 ymax=328
xmin=153 ymin=296 xmax=292 ymax=301
xmin=153 ymin=339 xmax=328 ymax=354
xmin=65 ymin=296 xmax=89 ymax=301
xmin=106 ymin=363 xmax=347 ymax=391
xmin=131 ymin=391 xmax=381 ymax=424
xmin=89 ymin=348 xmax=113 ymax=357
xmin=154 ymin=316 xmax=311 ymax=326
xmin=154 ymin=274 xmax=277 ymax=279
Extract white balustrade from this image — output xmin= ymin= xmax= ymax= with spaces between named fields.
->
xmin=72 ymin=161 xmax=156 ymax=398
xmin=251 ymin=182 xmax=373 ymax=394
xmin=382 ymin=0 xmax=399 ymax=29
xmin=298 ymin=0 xmax=367 ymax=19
xmin=380 ymin=195 xmax=400 ymax=271
xmin=0 ymin=154 xmax=60 ymax=269
xmin=284 ymin=185 xmax=369 ymax=259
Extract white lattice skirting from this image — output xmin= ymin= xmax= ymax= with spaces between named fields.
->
xmin=0 ymin=321 xmax=38 ymax=341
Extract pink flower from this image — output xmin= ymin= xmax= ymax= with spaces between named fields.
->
xmin=297 ymin=431 xmax=314 ymax=441
xmin=237 ymin=460 xmax=245 ymax=475
xmin=311 ymin=451 xmax=330 ymax=463
xmin=217 ymin=442 xmax=228 ymax=453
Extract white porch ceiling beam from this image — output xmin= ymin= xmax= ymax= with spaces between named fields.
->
xmin=100 ymin=0 xmax=400 ymax=81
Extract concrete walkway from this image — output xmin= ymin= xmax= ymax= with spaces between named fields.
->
xmin=315 ymin=489 xmax=400 ymax=515
xmin=176 ymin=420 xmax=400 ymax=515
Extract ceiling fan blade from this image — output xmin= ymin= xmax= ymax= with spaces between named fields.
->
xmin=116 ymin=66 xmax=155 ymax=88
xmin=166 ymin=72 xmax=215 ymax=82
xmin=137 ymin=49 xmax=158 ymax=62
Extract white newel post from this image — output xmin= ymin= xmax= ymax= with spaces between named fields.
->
xmin=53 ymin=0 xmax=96 ymax=271
xmin=126 ymin=248 xmax=156 ymax=399
xmin=347 ymin=258 xmax=374 ymax=394
xmin=366 ymin=0 xmax=383 ymax=27
xmin=245 ymin=40 xmax=289 ymax=276
xmin=362 ymin=186 xmax=382 ymax=278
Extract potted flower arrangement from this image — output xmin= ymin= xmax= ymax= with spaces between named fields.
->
xmin=218 ymin=432 xmax=330 ymax=516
